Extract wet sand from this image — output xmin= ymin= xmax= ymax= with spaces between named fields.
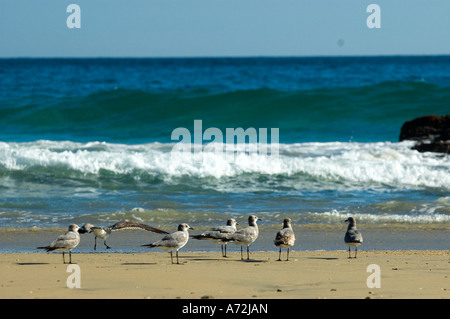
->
xmin=1 ymin=223 xmax=449 ymax=253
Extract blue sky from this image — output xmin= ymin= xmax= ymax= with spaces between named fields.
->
xmin=1 ymin=0 xmax=449 ymax=57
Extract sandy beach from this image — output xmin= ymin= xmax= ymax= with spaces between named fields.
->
xmin=0 ymin=250 xmax=448 ymax=299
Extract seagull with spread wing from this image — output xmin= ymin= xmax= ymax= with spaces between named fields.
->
xmin=79 ymin=219 xmax=169 ymax=250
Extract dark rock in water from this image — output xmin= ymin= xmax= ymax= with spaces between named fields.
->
xmin=412 ymin=141 xmax=450 ymax=154
xmin=399 ymin=114 xmax=449 ymax=141
xmin=399 ymin=114 xmax=450 ymax=154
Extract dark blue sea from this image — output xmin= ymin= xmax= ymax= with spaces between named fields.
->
xmin=0 ymin=57 xmax=449 ymax=252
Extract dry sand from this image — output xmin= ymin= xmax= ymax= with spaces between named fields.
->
xmin=0 ymin=250 xmax=448 ymax=299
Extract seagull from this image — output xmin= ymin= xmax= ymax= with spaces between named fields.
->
xmin=79 ymin=219 xmax=169 ymax=250
xmin=37 ymin=224 xmax=81 ymax=264
xmin=191 ymin=218 xmax=238 ymax=257
xmin=274 ymin=218 xmax=296 ymax=261
xmin=344 ymin=217 xmax=363 ymax=258
xmin=142 ymin=223 xmax=193 ymax=264
xmin=224 ymin=215 xmax=260 ymax=260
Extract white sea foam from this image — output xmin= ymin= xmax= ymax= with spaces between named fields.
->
xmin=309 ymin=208 xmax=450 ymax=224
xmin=0 ymin=140 xmax=449 ymax=191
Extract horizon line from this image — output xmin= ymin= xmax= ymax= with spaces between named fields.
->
xmin=1 ymin=53 xmax=450 ymax=59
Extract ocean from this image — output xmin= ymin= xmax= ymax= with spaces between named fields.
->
xmin=0 ymin=56 xmax=449 ymax=252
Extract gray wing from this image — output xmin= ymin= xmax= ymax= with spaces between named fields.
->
xmin=50 ymin=232 xmax=80 ymax=250
xmin=110 ymin=219 xmax=169 ymax=234
xmin=154 ymin=231 xmax=188 ymax=249
xmin=225 ymin=227 xmax=258 ymax=244
xmin=345 ymin=228 xmax=363 ymax=243
xmin=192 ymin=229 xmax=229 ymax=241
xmin=211 ymin=225 xmax=236 ymax=233
xmin=191 ymin=223 xmax=237 ymax=241
xmin=274 ymin=228 xmax=295 ymax=246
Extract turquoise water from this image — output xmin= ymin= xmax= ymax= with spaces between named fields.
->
xmin=2 ymin=57 xmax=450 ymax=144
xmin=0 ymin=57 xmax=449 ymax=237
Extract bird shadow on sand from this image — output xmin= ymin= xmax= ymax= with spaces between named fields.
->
xmin=240 ymin=259 xmax=268 ymax=263
xmin=189 ymin=258 xmax=225 ymax=262
xmin=121 ymin=262 xmax=158 ymax=265
xmin=306 ymin=257 xmax=339 ymax=260
xmin=184 ymin=254 xmax=268 ymax=263
xmin=17 ymin=262 xmax=50 ymax=265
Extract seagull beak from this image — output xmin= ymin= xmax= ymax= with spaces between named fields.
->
xmin=78 ymin=228 xmax=89 ymax=234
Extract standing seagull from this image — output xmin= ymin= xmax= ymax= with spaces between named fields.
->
xmin=37 ymin=224 xmax=81 ymax=264
xmin=224 ymin=215 xmax=260 ymax=260
xmin=142 ymin=223 xmax=193 ymax=264
xmin=79 ymin=219 xmax=169 ymax=250
xmin=274 ymin=218 xmax=296 ymax=261
xmin=344 ymin=217 xmax=363 ymax=258
xmin=191 ymin=218 xmax=238 ymax=257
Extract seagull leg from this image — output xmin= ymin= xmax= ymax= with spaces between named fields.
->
xmin=247 ymin=245 xmax=250 ymax=260
xmin=277 ymin=248 xmax=282 ymax=261
xmin=176 ymin=250 xmax=180 ymax=264
xmin=104 ymin=240 xmax=111 ymax=249
xmin=170 ymin=251 xmax=174 ymax=264
xmin=69 ymin=251 xmax=72 ymax=264
xmin=62 ymin=252 xmax=66 ymax=264
xmin=286 ymin=248 xmax=290 ymax=261
xmin=94 ymin=237 xmax=97 ymax=250
xmin=223 ymin=244 xmax=228 ymax=257
xmin=348 ymin=247 xmax=351 ymax=259
xmin=240 ymin=246 xmax=243 ymax=260
xmin=355 ymin=247 xmax=357 ymax=258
